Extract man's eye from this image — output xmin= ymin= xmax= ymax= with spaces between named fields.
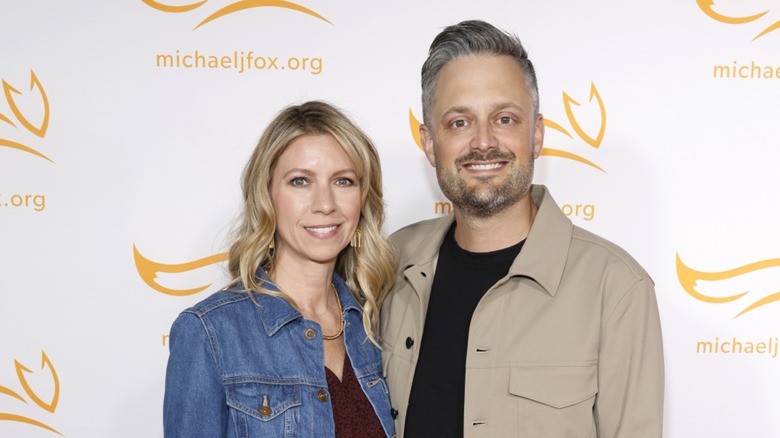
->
xmin=451 ymin=119 xmax=467 ymax=128
xmin=499 ymin=116 xmax=513 ymax=124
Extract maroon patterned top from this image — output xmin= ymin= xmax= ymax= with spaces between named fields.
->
xmin=325 ymin=355 xmax=386 ymax=437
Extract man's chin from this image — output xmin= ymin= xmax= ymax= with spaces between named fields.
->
xmin=466 ymin=182 xmax=506 ymax=199
xmin=467 ymin=172 xmax=504 ymax=184
xmin=452 ymin=183 xmax=530 ymax=217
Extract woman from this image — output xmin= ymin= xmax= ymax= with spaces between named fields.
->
xmin=163 ymin=101 xmax=396 ymax=437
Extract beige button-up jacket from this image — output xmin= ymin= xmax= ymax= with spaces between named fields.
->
xmin=381 ymin=185 xmax=664 ymax=437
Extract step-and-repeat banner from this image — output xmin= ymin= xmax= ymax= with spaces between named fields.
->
xmin=2 ymin=1 xmax=779 ymax=436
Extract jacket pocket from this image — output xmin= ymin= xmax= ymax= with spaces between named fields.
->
xmin=509 ymin=364 xmax=597 ymax=408
xmin=508 ymin=364 xmax=597 ymax=437
xmin=226 ymin=382 xmax=302 ymax=437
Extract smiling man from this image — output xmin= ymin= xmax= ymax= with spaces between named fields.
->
xmin=381 ymin=20 xmax=664 ymax=437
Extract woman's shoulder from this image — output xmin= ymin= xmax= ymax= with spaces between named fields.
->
xmin=181 ymin=289 xmax=254 ymax=318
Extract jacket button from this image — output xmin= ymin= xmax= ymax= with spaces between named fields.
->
xmin=391 ymin=408 xmax=398 ymax=419
xmin=317 ymin=389 xmax=328 ymax=402
xmin=405 ymin=337 xmax=414 ymax=349
xmin=304 ymin=328 xmax=316 ymax=340
xmin=259 ymin=394 xmax=272 ymax=416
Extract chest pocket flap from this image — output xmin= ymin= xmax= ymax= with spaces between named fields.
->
xmin=226 ymin=381 xmax=302 ymax=421
xmin=509 ymin=364 xmax=597 ymax=409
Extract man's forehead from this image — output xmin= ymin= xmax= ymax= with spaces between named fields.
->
xmin=432 ymin=58 xmax=532 ymax=115
xmin=435 ymin=55 xmax=527 ymax=89
xmin=437 ymin=54 xmax=524 ymax=76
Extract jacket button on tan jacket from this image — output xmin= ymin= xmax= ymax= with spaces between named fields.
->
xmin=405 ymin=337 xmax=414 ymax=349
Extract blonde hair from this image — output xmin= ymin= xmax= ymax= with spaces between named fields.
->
xmin=228 ymin=101 xmax=395 ymax=346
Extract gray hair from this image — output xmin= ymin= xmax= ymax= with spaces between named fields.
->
xmin=421 ymin=20 xmax=539 ymax=125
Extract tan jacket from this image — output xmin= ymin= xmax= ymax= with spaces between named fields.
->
xmin=381 ymin=185 xmax=664 ymax=437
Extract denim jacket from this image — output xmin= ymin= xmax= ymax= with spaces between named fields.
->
xmin=163 ymin=272 xmax=395 ymax=437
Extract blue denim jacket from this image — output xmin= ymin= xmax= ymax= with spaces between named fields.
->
xmin=163 ymin=272 xmax=395 ymax=437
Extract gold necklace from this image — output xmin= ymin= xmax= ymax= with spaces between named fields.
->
xmin=322 ymin=284 xmax=343 ymax=341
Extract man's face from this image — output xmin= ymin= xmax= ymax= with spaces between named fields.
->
xmin=421 ymin=54 xmax=544 ymax=217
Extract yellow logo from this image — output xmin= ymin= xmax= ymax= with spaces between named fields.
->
xmin=542 ymin=82 xmax=607 ymax=173
xmin=133 ymin=244 xmax=228 ymax=296
xmin=677 ymin=253 xmax=780 ymax=317
xmin=697 ymin=0 xmax=780 ymax=40
xmin=0 ymin=70 xmax=53 ymax=162
xmin=142 ymin=0 xmax=332 ymax=29
xmin=0 ymin=350 xmax=62 ymax=436
xmin=408 ymin=109 xmax=424 ymax=151
xmin=408 ymin=82 xmax=608 ymax=172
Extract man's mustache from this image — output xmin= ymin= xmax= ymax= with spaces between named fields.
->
xmin=455 ymin=150 xmax=516 ymax=167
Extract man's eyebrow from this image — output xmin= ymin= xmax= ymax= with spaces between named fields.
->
xmin=442 ymin=102 xmax=528 ymax=117
xmin=489 ymin=102 xmax=527 ymax=113
xmin=441 ymin=105 xmax=471 ymax=118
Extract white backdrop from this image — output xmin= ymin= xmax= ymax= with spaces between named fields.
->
xmin=2 ymin=0 xmax=780 ymax=436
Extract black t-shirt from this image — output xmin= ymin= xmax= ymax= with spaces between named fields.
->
xmin=404 ymin=223 xmax=524 ymax=437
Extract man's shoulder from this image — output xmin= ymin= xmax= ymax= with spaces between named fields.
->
xmin=389 ymin=216 xmax=449 ymax=248
xmin=569 ymin=225 xmax=650 ymax=280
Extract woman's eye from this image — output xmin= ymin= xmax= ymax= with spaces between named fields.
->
xmin=335 ymin=177 xmax=354 ymax=186
xmin=290 ymin=177 xmax=308 ymax=186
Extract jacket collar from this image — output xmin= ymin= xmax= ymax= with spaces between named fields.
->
xmin=509 ymin=185 xmax=572 ymax=297
xmin=401 ymin=185 xmax=572 ymax=297
xmin=247 ymin=268 xmax=362 ymax=337
xmin=400 ymin=214 xmax=455 ymax=268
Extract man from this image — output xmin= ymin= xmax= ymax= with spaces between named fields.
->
xmin=381 ymin=20 xmax=664 ymax=437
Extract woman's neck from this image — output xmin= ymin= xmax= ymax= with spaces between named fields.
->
xmin=271 ymin=259 xmax=336 ymax=316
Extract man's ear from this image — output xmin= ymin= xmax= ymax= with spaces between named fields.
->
xmin=532 ymin=114 xmax=545 ymax=159
xmin=420 ymin=124 xmax=436 ymax=166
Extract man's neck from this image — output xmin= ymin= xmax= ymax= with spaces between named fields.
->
xmin=452 ymin=195 xmax=538 ymax=253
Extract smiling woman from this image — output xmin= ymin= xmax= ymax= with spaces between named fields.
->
xmin=271 ymin=134 xmax=362 ymax=269
xmin=163 ymin=101 xmax=396 ymax=438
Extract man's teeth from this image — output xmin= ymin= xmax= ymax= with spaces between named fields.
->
xmin=468 ymin=163 xmax=502 ymax=170
xmin=307 ymin=226 xmax=337 ymax=233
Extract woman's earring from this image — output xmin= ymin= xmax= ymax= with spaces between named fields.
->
xmin=350 ymin=227 xmax=362 ymax=248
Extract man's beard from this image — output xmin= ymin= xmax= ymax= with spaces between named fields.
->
xmin=435 ymin=149 xmax=534 ymax=218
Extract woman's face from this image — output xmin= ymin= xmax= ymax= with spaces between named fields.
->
xmin=270 ymin=134 xmax=362 ymax=268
